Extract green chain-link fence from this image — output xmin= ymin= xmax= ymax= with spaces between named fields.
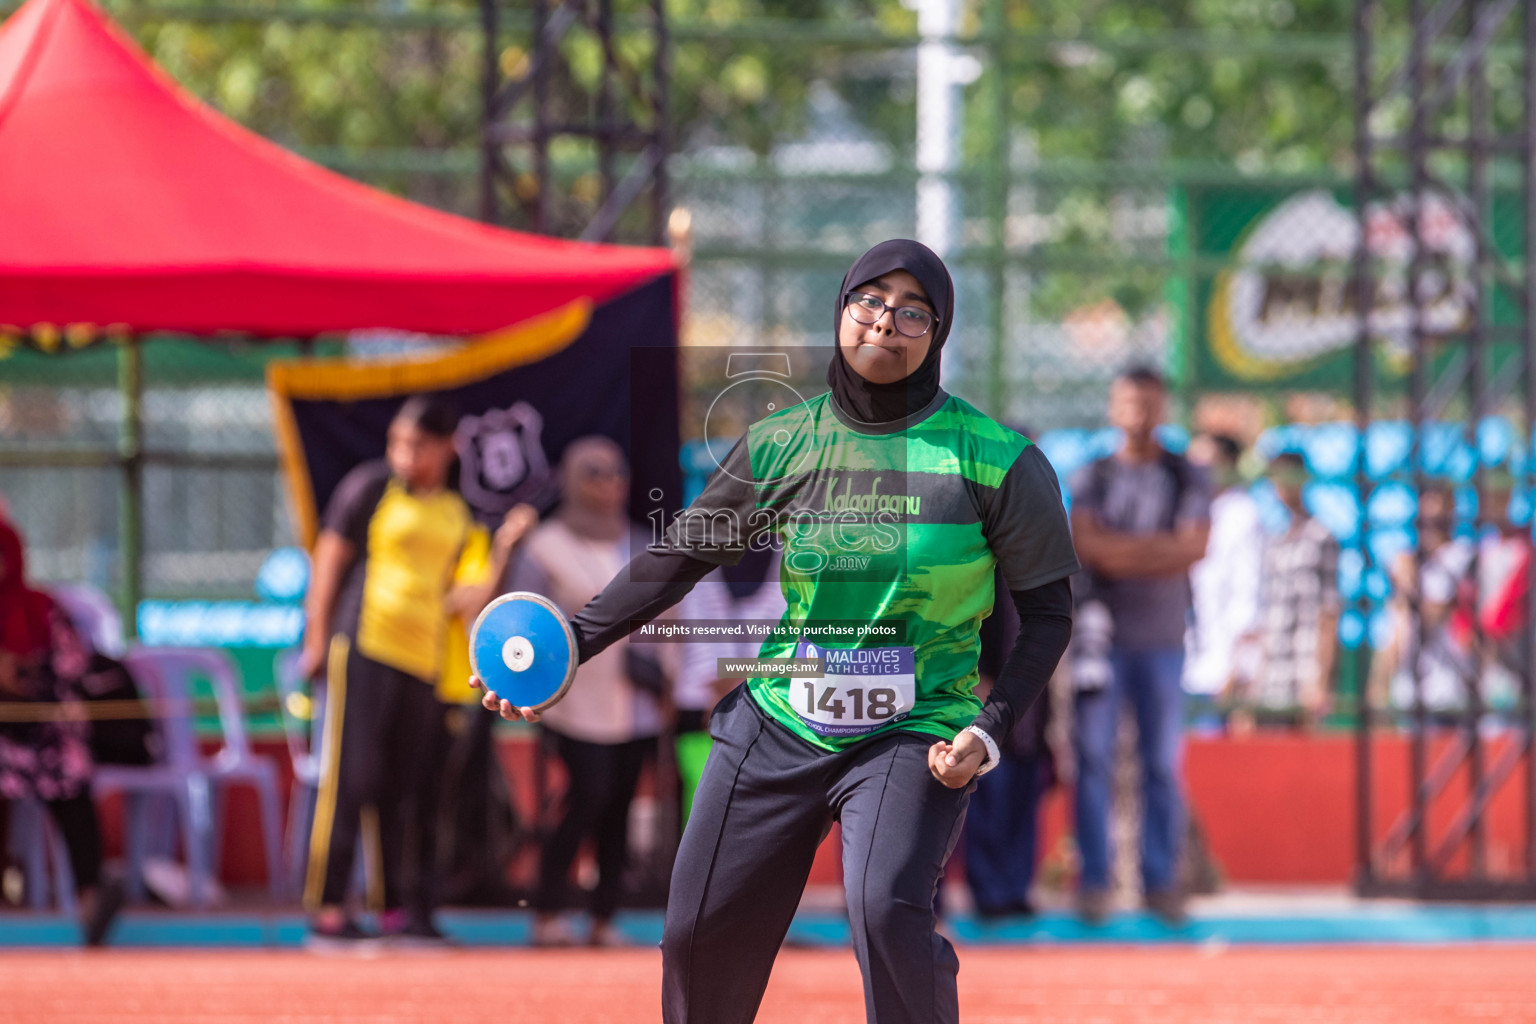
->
xmin=12 ymin=0 xmax=1492 ymax=727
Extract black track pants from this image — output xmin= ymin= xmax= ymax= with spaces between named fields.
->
xmin=305 ymin=637 xmax=446 ymax=917
xmin=661 ymin=687 xmax=972 ymax=1024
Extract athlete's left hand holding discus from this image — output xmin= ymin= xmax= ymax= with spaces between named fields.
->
xmin=466 ymin=586 xmax=578 ymax=723
xmin=928 ymin=729 xmax=987 ymax=787
xmin=468 ymin=675 xmax=542 ymax=722
xmin=462 ymin=504 xmax=542 ymax=721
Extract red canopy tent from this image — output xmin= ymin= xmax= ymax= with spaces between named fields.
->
xmin=0 ymin=0 xmax=682 ymax=625
xmin=0 ymin=0 xmax=675 ymax=336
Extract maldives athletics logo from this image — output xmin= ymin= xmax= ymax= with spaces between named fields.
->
xmin=1208 ymin=189 xmax=1475 ymax=381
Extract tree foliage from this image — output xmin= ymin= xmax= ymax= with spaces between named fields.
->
xmin=97 ymin=0 xmax=1429 ymax=320
xmin=105 ymin=0 xmax=1375 ymax=196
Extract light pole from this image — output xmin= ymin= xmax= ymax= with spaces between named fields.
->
xmin=911 ymin=0 xmax=980 ymax=378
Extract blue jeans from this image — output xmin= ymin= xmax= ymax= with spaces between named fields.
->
xmin=1072 ymin=647 xmax=1186 ymax=894
xmin=962 ymin=752 xmax=1047 ymax=912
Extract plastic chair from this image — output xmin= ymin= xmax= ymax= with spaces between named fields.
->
xmin=94 ymin=648 xmax=215 ymax=907
xmin=274 ymin=649 xmax=322 ymax=899
xmin=50 ymin=583 xmax=124 ymax=657
xmin=7 ymin=797 xmax=78 ymax=914
xmin=191 ymin=648 xmax=286 ymax=902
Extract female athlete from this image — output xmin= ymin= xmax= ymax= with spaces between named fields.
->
xmin=475 ymin=238 xmax=1078 ymax=1024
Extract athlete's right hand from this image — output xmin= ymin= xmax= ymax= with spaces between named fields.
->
xmin=468 ymin=674 xmax=542 ymax=723
xmin=927 ymin=732 xmax=986 ymax=789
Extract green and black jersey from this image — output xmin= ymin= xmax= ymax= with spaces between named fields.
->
xmin=663 ymin=389 xmax=1079 ymax=751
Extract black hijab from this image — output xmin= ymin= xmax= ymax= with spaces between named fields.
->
xmin=827 ymin=239 xmax=954 ymax=424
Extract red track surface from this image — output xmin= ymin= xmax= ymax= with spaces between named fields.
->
xmin=7 ymin=946 xmax=1536 ymax=1023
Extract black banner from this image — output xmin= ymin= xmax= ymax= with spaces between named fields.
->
xmin=270 ymin=274 xmax=682 ymax=540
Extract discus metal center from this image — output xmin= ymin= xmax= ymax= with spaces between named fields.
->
xmin=502 ymin=635 xmax=535 ymax=672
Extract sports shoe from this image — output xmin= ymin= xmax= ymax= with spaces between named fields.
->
xmin=588 ymin=919 xmax=628 ymax=948
xmin=1144 ymin=888 xmax=1188 ymax=928
xmin=530 ymin=914 xmax=579 ymax=948
xmin=304 ymin=917 xmax=379 ymax=953
xmin=1075 ymin=888 xmax=1113 ymax=927
xmin=974 ymin=899 xmax=1036 ymax=921
xmin=81 ymin=877 xmax=126 ymax=947
xmin=387 ymin=920 xmax=456 ymax=949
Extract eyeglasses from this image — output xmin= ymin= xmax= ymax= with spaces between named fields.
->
xmin=579 ymin=465 xmax=627 ymax=481
xmin=844 ymin=292 xmax=938 ymax=338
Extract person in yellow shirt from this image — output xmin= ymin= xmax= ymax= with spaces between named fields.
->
xmin=300 ymin=395 xmax=535 ymax=947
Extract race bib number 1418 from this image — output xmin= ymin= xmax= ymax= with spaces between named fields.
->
xmin=790 ymin=641 xmax=916 ymax=738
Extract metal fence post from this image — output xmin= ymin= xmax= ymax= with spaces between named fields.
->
xmin=985 ymin=0 xmax=1007 ymax=418
xmin=479 ymin=0 xmax=500 ymax=224
xmin=117 ymin=334 xmax=143 ymax=638
xmin=1524 ymin=0 xmax=1536 ymax=882
xmin=1351 ymin=0 xmax=1375 ymax=893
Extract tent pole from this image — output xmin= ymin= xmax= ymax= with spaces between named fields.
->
xmin=117 ymin=334 xmax=143 ymax=638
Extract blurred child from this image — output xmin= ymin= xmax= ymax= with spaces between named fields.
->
xmin=1238 ymin=453 xmax=1340 ymax=731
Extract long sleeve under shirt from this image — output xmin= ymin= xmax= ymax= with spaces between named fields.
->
xmin=565 ymin=394 xmax=1078 ymax=747
xmin=568 ymin=550 xmax=1071 ymax=745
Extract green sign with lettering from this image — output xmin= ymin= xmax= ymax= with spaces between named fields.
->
xmin=1175 ymin=185 xmax=1522 ymax=393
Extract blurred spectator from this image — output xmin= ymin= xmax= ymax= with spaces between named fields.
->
xmin=433 ymin=693 xmax=527 ymax=908
xmin=963 ymin=565 xmax=1053 ymax=918
xmin=1068 ymin=366 xmax=1212 ymax=926
xmin=1473 ymin=473 xmax=1531 ymax=704
xmin=438 ymin=503 xmax=540 ymax=910
xmin=300 ymin=395 xmax=532 ymax=948
xmin=1384 ymin=483 xmax=1476 ymax=716
xmin=0 ymin=518 xmax=123 ymax=945
xmin=1182 ymin=433 xmax=1262 ymax=723
xmin=1379 ymin=475 xmax=1532 ymax=716
xmin=505 ymin=437 xmax=668 ymax=948
xmin=673 ymin=546 xmax=784 ymax=730
xmin=1233 ymin=453 xmax=1340 ymax=732
xmin=673 ymin=545 xmax=784 ymax=821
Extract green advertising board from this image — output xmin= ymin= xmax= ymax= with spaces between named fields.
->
xmin=1177 ymin=184 xmax=1523 ymax=395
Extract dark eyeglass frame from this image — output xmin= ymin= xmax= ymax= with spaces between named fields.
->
xmin=844 ymin=291 xmax=939 ymax=338
xmin=578 ymin=465 xmax=628 ymax=481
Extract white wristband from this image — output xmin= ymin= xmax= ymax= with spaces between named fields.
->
xmin=963 ymin=725 xmax=1001 ymax=777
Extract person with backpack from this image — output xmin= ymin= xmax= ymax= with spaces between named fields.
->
xmin=1068 ymin=366 xmax=1212 ymax=927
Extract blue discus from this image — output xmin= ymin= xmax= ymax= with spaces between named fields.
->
xmin=470 ymin=592 xmax=578 ymax=711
